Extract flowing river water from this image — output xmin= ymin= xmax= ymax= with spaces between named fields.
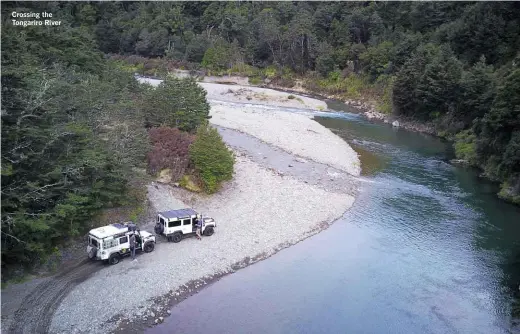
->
xmin=148 ymin=100 xmax=520 ymax=334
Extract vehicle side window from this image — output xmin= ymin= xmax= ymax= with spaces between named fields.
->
xmin=103 ymin=238 xmax=118 ymax=249
xmin=119 ymin=236 xmax=128 ymax=244
xmin=168 ymin=220 xmax=181 ymax=227
xmin=159 ymin=217 xmax=165 ymax=225
xmin=182 ymin=219 xmax=191 ymax=226
xmin=90 ymin=237 xmax=98 ymax=247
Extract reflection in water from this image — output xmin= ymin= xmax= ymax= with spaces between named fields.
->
xmin=148 ymin=104 xmax=520 ymax=334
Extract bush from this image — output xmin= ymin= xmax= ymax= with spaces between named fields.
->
xmin=264 ymin=65 xmax=278 ymax=78
xmin=141 ymin=77 xmax=210 ymax=132
xmin=189 ymin=123 xmax=234 ymax=193
xmin=147 ymin=127 xmax=195 ymax=180
xmin=249 ymin=76 xmax=262 ymax=85
xmin=454 ymin=130 xmax=477 ymax=164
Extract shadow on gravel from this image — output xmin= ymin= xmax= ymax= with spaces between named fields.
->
xmin=8 ymin=259 xmax=105 ymax=334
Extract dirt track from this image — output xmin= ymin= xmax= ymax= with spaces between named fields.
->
xmin=7 ymin=259 xmax=104 ymax=334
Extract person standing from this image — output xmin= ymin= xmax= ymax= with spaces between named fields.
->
xmin=129 ymin=232 xmax=136 ymax=260
xmin=196 ymin=217 xmax=202 ymax=240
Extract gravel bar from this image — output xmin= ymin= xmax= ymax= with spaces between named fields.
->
xmin=49 ymin=156 xmax=355 ymax=334
xmin=210 ymin=102 xmax=361 ymax=176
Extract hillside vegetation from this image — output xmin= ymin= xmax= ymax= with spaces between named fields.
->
xmin=1 ymin=2 xmax=233 ymax=278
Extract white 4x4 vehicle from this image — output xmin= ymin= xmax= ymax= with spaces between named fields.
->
xmin=154 ymin=208 xmax=216 ymax=243
xmin=87 ymin=222 xmax=156 ymax=265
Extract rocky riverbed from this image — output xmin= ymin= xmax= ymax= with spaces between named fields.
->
xmin=2 ymin=80 xmax=360 ymax=334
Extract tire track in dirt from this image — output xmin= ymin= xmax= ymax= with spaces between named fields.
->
xmin=8 ymin=259 xmax=104 ymax=334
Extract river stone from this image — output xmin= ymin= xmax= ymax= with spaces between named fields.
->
xmin=392 ymin=120 xmax=400 ymax=127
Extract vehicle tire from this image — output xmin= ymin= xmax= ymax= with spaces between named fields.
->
xmin=108 ymin=253 xmax=120 ymax=265
xmin=204 ymin=226 xmax=214 ymax=236
xmin=154 ymin=223 xmax=164 ymax=235
xmin=143 ymin=242 xmax=155 ymax=253
xmin=88 ymin=247 xmax=97 ymax=260
xmin=172 ymin=232 xmax=183 ymax=243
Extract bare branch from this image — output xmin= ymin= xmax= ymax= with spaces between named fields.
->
xmin=1 ymin=230 xmax=26 ymax=244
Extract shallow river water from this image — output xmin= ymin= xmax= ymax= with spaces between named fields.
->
xmin=149 ymin=101 xmax=520 ymax=334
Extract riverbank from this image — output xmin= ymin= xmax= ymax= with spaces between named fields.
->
xmin=162 ymin=70 xmax=437 ymax=135
xmin=245 ymin=80 xmax=436 ymax=135
xmin=0 ymin=82 xmax=361 ymax=334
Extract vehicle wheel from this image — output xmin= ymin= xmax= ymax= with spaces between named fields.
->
xmin=154 ymin=223 xmax=164 ymax=235
xmin=108 ymin=253 xmax=120 ymax=265
xmin=204 ymin=226 xmax=214 ymax=236
xmin=88 ymin=247 xmax=97 ymax=260
xmin=143 ymin=242 xmax=155 ymax=253
xmin=172 ymin=232 xmax=183 ymax=243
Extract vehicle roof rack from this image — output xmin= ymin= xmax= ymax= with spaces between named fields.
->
xmin=158 ymin=208 xmax=198 ymax=219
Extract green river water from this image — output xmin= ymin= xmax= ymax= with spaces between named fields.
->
xmin=149 ymin=100 xmax=520 ymax=334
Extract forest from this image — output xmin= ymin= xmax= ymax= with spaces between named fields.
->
xmin=59 ymin=1 xmax=520 ymax=203
xmin=1 ymin=1 xmax=519 ymax=276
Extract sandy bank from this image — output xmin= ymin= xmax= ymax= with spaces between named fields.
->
xmin=210 ymin=103 xmax=360 ymax=176
xmin=199 ymin=82 xmax=327 ymax=110
xmin=136 ymin=76 xmax=327 ymax=110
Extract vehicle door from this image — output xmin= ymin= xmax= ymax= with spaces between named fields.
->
xmin=118 ymin=234 xmax=130 ymax=253
xmin=158 ymin=216 xmax=167 ymax=233
xmin=181 ymin=217 xmax=193 ymax=234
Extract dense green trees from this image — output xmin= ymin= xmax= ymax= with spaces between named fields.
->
xmin=189 ymin=123 xmax=235 ymax=194
xmin=141 ymin=77 xmax=210 ymax=131
xmin=1 ymin=12 xmax=138 ymax=268
xmin=0 ymin=2 xmax=215 ymax=274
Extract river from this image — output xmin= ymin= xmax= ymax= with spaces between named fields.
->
xmin=148 ymin=100 xmax=520 ymax=334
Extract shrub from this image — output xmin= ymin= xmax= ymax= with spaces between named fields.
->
xmin=454 ymin=130 xmax=477 ymax=164
xmin=189 ymin=123 xmax=234 ymax=193
xmin=147 ymin=127 xmax=195 ymax=180
xmin=141 ymin=77 xmax=210 ymax=132
xmin=264 ymin=65 xmax=278 ymax=78
xmin=287 ymin=95 xmax=296 ymax=99
xmin=376 ymin=75 xmax=395 ymax=114
xmin=249 ymin=76 xmax=262 ymax=85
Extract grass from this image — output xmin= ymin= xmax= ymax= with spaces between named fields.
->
xmin=180 ymin=175 xmax=202 ymax=192
xmin=249 ymin=76 xmax=262 ymax=85
xmin=1 ymin=275 xmax=33 ymax=290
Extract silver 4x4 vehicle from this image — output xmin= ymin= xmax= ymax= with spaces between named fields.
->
xmin=87 ymin=222 xmax=156 ymax=265
xmin=154 ymin=208 xmax=216 ymax=243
